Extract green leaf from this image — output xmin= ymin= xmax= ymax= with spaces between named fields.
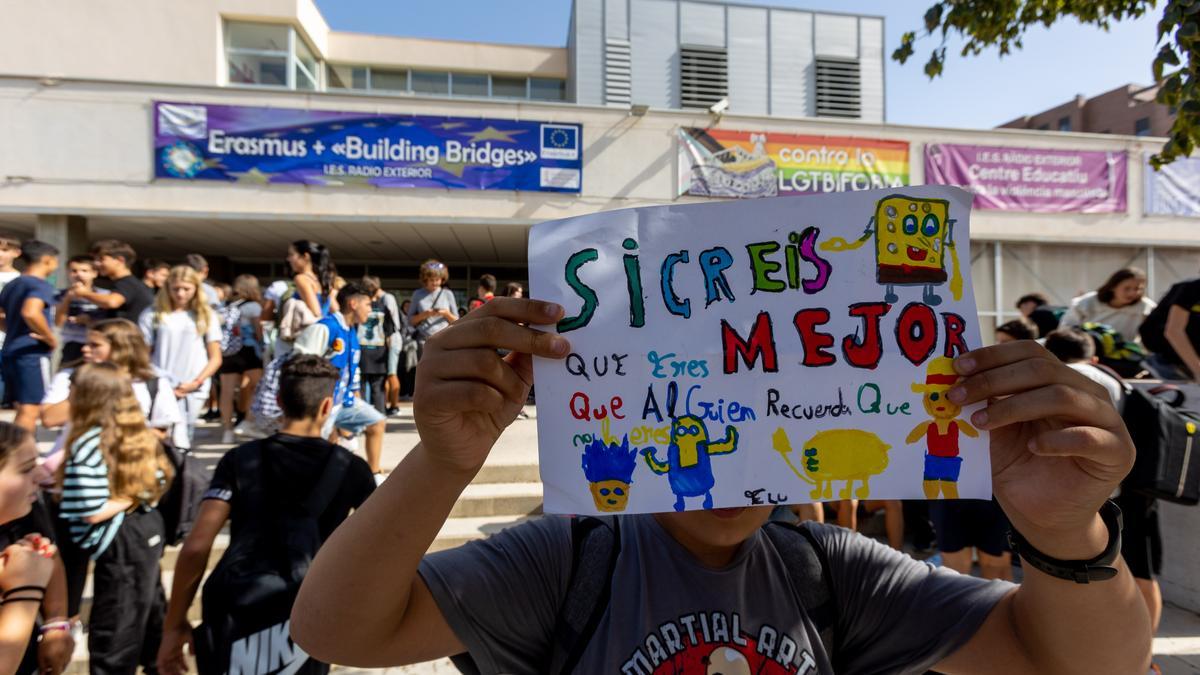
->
xmin=1180 ymin=21 xmax=1199 ymax=38
xmin=924 ymin=4 xmax=944 ymax=32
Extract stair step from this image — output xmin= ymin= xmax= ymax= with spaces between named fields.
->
xmin=450 ymin=482 xmax=543 ymax=518
xmin=429 ymin=514 xmax=542 ymax=552
xmin=473 ymin=462 xmax=540 ymax=484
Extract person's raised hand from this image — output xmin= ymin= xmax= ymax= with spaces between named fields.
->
xmin=947 ymin=341 xmax=1133 ymax=558
xmin=414 ymin=297 xmax=568 ymax=473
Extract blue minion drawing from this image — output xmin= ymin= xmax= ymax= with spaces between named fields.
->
xmin=642 ymin=415 xmax=740 ymax=511
xmin=581 ymin=436 xmax=639 ymax=512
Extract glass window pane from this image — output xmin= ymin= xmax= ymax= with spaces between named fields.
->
xmin=451 ymin=73 xmax=488 ymax=97
xmin=491 ymin=76 xmax=527 ymax=99
xmin=228 ymin=53 xmax=288 ymax=86
xmin=227 ymin=22 xmax=289 ymax=52
xmin=327 ymin=64 xmax=368 ymax=90
xmin=529 ymin=77 xmax=565 ymax=101
xmin=372 ymin=69 xmax=408 ymax=91
xmin=295 ymin=63 xmax=317 ymax=90
xmin=294 ymin=37 xmax=318 ymax=78
xmin=412 ymin=70 xmax=449 ymax=94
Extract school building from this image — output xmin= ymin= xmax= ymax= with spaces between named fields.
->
xmin=0 ymin=0 xmax=1197 ymax=336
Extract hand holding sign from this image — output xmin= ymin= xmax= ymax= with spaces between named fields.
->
xmin=530 ymin=186 xmax=990 ymax=515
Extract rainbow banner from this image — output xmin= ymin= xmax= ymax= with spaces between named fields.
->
xmin=677 ymin=127 xmax=910 ymax=199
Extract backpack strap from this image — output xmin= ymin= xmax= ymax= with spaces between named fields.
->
xmin=548 ymin=515 xmax=621 ymax=675
xmin=763 ymin=521 xmax=839 ymax=666
xmin=145 ymin=376 xmax=158 ymax=421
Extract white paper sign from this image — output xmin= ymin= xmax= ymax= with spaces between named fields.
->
xmin=530 ymin=186 xmax=988 ymax=515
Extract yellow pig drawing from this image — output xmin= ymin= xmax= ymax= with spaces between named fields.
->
xmin=772 ymin=427 xmax=891 ymax=500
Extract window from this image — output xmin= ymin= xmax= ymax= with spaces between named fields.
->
xmin=327 ymin=64 xmax=368 ymax=90
xmin=1057 ymin=116 xmax=1071 ymax=132
xmin=680 ymin=45 xmax=729 ymax=110
xmin=412 ymin=71 xmax=449 ymax=94
xmin=1135 ymin=117 xmax=1152 ymax=136
xmin=452 ymin=73 xmax=489 ymax=97
xmin=224 ymin=20 xmax=321 ymax=90
xmin=814 ymin=57 xmax=861 ymax=119
xmin=491 ymin=76 xmax=528 ymax=99
xmin=530 ymin=77 xmax=566 ymax=101
xmin=372 ymin=69 xmax=409 ymax=92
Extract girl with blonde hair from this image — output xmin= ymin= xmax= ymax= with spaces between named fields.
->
xmin=139 ymin=265 xmax=222 ymax=448
xmin=217 ymin=274 xmax=265 ymax=443
xmin=58 ymin=362 xmax=172 ymax=674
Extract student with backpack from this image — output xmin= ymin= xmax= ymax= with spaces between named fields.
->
xmin=292 ymin=283 xmax=386 ymax=475
xmin=57 ymin=362 xmax=174 ymax=675
xmin=156 ymin=355 xmax=375 ymax=675
xmin=139 ymin=266 xmax=222 ymax=449
xmin=293 ymin=297 xmax=1152 ymax=674
xmin=358 ymin=276 xmax=397 ymax=416
xmin=217 ymin=275 xmax=264 ymax=444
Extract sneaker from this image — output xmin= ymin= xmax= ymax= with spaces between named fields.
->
xmin=386 ymin=406 xmax=401 ymax=417
xmin=516 ymin=409 xmax=530 ymax=420
xmin=221 ymin=430 xmax=236 ymax=444
xmin=233 ymin=420 xmax=267 ymax=439
xmin=374 ymin=473 xmax=387 ymax=486
xmin=202 ymin=409 xmax=221 ymax=422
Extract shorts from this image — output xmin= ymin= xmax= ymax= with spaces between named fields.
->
xmin=923 ymin=454 xmax=963 ymax=482
xmin=0 ymin=352 xmax=49 ymax=404
xmin=322 ymin=398 xmax=386 ymax=438
xmin=218 ymin=346 xmax=263 ymax=375
xmin=929 ymin=498 xmax=1011 ymax=556
xmin=1115 ymin=491 xmax=1161 ymax=579
xmin=387 ymin=337 xmax=402 ymax=376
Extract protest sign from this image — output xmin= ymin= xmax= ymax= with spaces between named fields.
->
xmin=530 ymin=185 xmax=988 ymax=516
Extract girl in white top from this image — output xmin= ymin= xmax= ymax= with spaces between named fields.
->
xmin=138 ymin=265 xmax=222 ymax=449
xmin=1061 ymin=267 xmax=1157 ymax=341
xmin=41 ymin=318 xmax=184 ymax=465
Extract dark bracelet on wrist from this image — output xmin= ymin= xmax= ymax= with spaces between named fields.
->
xmin=2 ymin=596 xmax=44 ymax=605
xmin=1007 ymin=500 xmax=1123 ymax=584
xmin=2 ymin=585 xmax=45 ymax=598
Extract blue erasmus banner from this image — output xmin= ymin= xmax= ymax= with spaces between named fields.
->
xmin=153 ymin=101 xmax=583 ymax=193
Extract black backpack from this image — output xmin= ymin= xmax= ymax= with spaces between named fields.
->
xmin=449 ymin=516 xmax=838 ymax=675
xmin=147 ymin=377 xmax=208 ymax=546
xmin=194 ymin=438 xmax=351 ymax=675
xmin=1122 ymin=383 xmax=1200 ymax=505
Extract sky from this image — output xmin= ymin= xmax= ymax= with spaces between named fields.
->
xmin=313 ymin=0 xmax=1162 ymax=129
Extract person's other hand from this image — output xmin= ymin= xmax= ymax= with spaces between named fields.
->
xmin=0 ymin=536 xmax=55 ymax=591
xmin=30 ymin=333 xmax=57 ymax=350
xmin=414 ymin=298 xmax=567 ymax=473
xmin=37 ymin=628 xmax=73 ymax=675
xmin=156 ymin=624 xmax=194 ymax=675
xmin=173 ymin=380 xmax=200 ymax=397
xmin=948 ymin=342 xmax=1133 ymax=559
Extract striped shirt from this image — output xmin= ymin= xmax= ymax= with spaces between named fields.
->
xmin=59 ymin=426 xmax=123 ymax=559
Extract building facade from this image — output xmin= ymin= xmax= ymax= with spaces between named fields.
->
xmin=999 ymin=83 xmax=1174 ymax=137
xmin=0 ymin=0 xmax=1195 ymax=335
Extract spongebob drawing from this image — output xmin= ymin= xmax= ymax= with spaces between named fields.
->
xmin=642 ymin=415 xmax=739 ymax=511
xmin=820 ymin=194 xmax=963 ymax=306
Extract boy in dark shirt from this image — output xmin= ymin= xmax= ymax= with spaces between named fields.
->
xmin=76 ymin=240 xmax=154 ymax=322
xmin=156 ymin=355 xmax=375 ymax=675
xmin=0 ymin=240 xmax=59 ymax=431
xmin=293 ymin=298 xmax=1152 ymax=674
xmin=1141 ymin=277 xmax=1200 ymax=380
xmin=54 ymin=256 xmax=109 ymax=365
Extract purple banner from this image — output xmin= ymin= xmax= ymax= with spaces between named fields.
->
xmin=924 ymin=143 xmax=1127 ymax=213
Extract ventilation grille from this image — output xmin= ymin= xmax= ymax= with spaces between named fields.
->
xmin=604 ymin=38 xmax=632 ymax=105
xmin=680 ymin=45 xmax=728 ymax=109
xmin=815 ymin=57 xmax=861 ymax=119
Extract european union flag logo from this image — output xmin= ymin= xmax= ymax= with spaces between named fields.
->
xmin=540 ymin=124 xmax=579 ymax=160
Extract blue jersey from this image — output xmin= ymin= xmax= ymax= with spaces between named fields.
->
xmin=317 ymin=314 xmax=361 ymax=407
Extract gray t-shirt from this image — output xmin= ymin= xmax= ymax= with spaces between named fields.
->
xmin=419 ymin=515 xmax=1013 ymax=675
xmin=408 ymin=287 xmax=458 ymax=340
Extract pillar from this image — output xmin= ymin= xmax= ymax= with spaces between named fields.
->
xmin=35 ymin=214 xmax=88 ymax=286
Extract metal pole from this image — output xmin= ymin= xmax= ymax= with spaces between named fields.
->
xmin=994 ymin=241 xmax=1004 ymax=327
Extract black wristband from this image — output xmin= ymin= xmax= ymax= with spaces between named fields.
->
xmin=2 ymin=585 xmax=45 ymax=598
xmin=2 ymin=597 xmax=44 ymax=605
xmin=1007 ymin=500 xmax=1123 ymax=584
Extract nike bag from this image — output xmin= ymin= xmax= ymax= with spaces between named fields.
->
xmin=194 ymin=439 xmax=350 ymax=675
xmin=1123 ymin=385 xmax=1200 ymax=505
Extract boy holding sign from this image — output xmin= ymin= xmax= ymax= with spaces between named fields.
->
xmin=293 ymin=188 xmax=1150 ymax=673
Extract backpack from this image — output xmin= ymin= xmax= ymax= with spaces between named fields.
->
xmin=1079 ymin=322 xmax=1147 ymax=378
xmin=194 ymin=438 xmax=351 ymax=675
xmin=219 ymin=300 xmax=245 ymax=356
xmin=449 ymin=516 xmax=838 ymax=675
xmin=1122 ymin=383 xmax=1200 ymax=505
xmin=146 ymin=377 xmax=207 ymax=546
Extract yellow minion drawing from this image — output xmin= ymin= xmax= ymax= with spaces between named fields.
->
xmin=642 ymin=415 xmax=739 ymax=511
xmin=821 ymin=194 xmax=963 ymax=306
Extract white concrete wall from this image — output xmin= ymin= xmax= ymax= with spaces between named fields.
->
xmin=0 ymin=75 xmax=1186 ymax=247
xmin=1160 ymin=502 xmax=1200 ymax=613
